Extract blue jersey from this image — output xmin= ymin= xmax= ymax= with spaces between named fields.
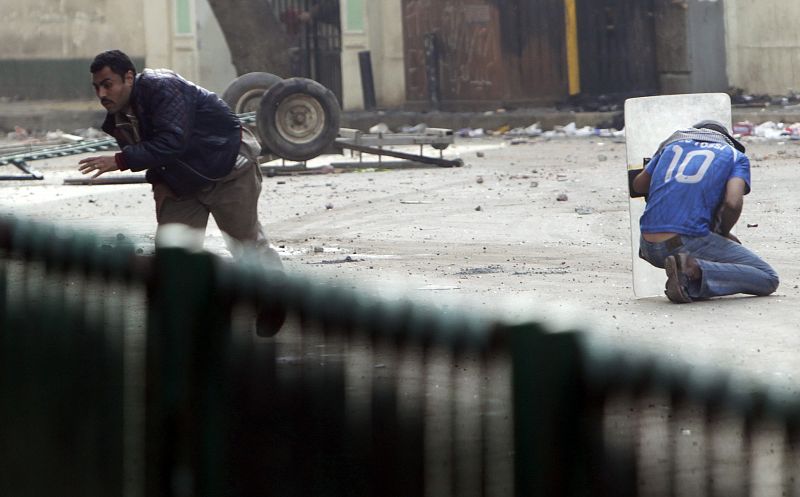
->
xmin=640 ymin=139 xmax=751 ymax=236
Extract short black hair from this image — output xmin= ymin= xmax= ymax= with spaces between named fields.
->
xmin=90 ymin=50 xmax=136 ymax=78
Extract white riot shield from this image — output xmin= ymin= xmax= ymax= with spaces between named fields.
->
xmin=625 ymin=93 xmax=732 ymax=298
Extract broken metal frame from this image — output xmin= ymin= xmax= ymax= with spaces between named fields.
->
xmin=0 ymin=160 xmax=44 ymax=181
xmin=334 ymin=127 xmax=463 ymax=168
xmin=0 ymin=113 xmax=259 ymax=182
xmin=1 ymin=111 xmax=463 ymax=183
xmin=0 ymin=137 xmax=117 ymax=181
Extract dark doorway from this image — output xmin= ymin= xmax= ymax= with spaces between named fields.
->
xmin=575 ymin=0 xmax=658 ymax=97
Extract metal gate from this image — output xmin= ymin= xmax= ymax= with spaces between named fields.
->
xmin=271 ymin=0 xmax=343 ymax=103
xmin=8 ymin=215 xmax=800 ymax=497
xmin=576 ymin=0 xmax=658 ymax=97
xmin=402 ymin=0 xmax=659 ymax=107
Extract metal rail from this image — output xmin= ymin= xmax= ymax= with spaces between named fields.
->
xmin=0 ymin=111 xmax=464 ymax=181
xmin=0 ymin=112 xmax=258 ymax=181
xmin=0 ymin=136 xmax=114 ymax=180
xmin=335 ymin=126 xmax=463 ymax=168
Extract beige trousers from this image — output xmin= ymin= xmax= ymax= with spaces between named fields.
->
xmin=152 ymin=129 xmax=283 ymax=269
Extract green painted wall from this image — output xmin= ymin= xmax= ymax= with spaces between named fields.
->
xmin=175 ymin=0 xmax=193 ymax=34
xmin=346 ymin=0 xmax=365 ymax=31
xmin=0 ymin=58 xmax=145 ymax=100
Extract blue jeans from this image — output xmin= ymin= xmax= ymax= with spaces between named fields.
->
xmin=639 ymin=233 xmax=779 ymax=299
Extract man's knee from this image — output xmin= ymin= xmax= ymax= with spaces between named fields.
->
xmin=764 ymin=274 xmax=780 ymax=295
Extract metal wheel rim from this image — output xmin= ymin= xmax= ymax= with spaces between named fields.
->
xmin=237 ymin=89 xmax=265 ymax=114
xmin=275 ymin=94 xmax=325 ymax=144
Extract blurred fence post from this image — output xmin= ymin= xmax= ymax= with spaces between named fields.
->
xmin=512 ymin=326 xmax=596 ymax=497
xmin=145 ymin=247 xmax=232 ymax=497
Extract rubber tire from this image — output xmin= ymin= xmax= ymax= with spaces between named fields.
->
xmin=256 ymin=77 xmax=341 ymax=162
xmin=221 ymin=72 xmax=283 ymax=114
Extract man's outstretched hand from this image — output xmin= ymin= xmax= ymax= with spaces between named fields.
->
xmin=79 ymin=155 xmax=119 ymax=179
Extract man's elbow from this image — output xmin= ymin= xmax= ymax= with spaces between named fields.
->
xmin=723 ymin=197 xmax=743 ymax=213
xmin=632 ymin=175 xmax=649 ymax=194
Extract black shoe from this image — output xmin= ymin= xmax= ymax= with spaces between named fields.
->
xmin=664 ymin=254 xmax=693 ymax=303
xmin=256 ymin=302 xmax=287 ymax=337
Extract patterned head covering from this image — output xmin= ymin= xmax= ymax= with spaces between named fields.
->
xmin=655 ymin=120 xmax=746 ymax=156
xmin=692 ymin=120 xmax=746 ymax=153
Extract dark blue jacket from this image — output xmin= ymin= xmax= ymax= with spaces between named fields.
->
xmin=101 ymin=69 xmax=241 ymax=196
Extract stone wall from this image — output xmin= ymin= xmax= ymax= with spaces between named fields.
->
xmin=724 ymin=0 xmax=800 ymax=95
xmin=0 ymin=0 xmax=145 ymax=99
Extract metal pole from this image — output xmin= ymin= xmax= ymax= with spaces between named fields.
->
xmin=424 ymin=33 xmax=441 ymax=109
xmin=358 ymin=51 xmax=378 ymax=110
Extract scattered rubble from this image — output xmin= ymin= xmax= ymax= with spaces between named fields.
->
xmin=733 ymin=120 xmax=800 ymax=140
xmin=454 ymin=265 xmax=503 ymax=276
xmin=729 ymin=88 xmax=800 ymax=107
xmin=6 ymin=114 xmax=800 ymax=160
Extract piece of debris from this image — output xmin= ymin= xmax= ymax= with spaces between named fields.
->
xmin=476 ymin=176 xmax=484 ymax=184
xmin=597 ymin=154 xmax=608 ymax=162
xmin=733 ymin=121 xmax=755 ymax=136
xmin=455 ymin=265 xmax=503 ymax=276
xmin=747 ymin=223 xmax=759 ymax=228
xmin=8 ymin=126 xmax=28 ymax=141
xmin=556 ymin=193 xmax=568 ymax=201
xmin=575 ymin=206 xmax=593 ymax=215
xmin=325 ymin=202 xmax=334 ymax=210
xmin=476 ymin=151 xmax=485 ymax=158
xmin=369 ymin=122 xmax=390 ymax=134
xmin=467 ymin=128 xmax=485 ymax=138
xmin=505 ymin=123 xmax=542 ymax=137
xmin=314 ymin=255 xmax=362 ymax=265
xmin=754 ymin=121 xmax=787 ymax=139
xmin=400 ymin=123 xmax=427 ymax=134
xmin=417 ymin=285 xmax=460 ymax=291
xmin=475 ymin=205 xmax=482 ymax=211
xmin=513 ymin=266 xmax=571 ymax=276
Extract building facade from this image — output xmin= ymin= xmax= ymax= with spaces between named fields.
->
xmin=1 ymin=0 xmax=798 ymax=108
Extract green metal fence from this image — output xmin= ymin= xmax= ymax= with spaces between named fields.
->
xmin=2 ymin=215 xmax=800 ymax=497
